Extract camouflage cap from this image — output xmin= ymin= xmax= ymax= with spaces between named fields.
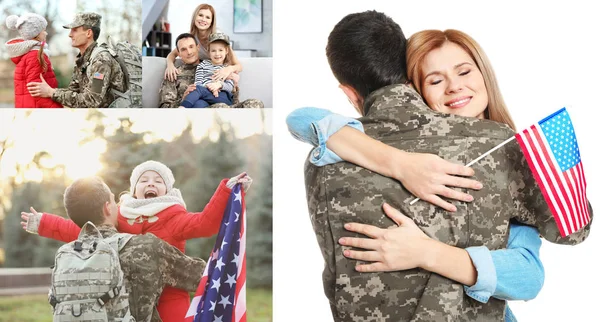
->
xmin=63 ymin=12 xmax=101 ymax=29
xmin=208 ymin=32 xmax=230 ymax=46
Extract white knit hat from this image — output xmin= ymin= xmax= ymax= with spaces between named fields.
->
xmin=129 ymin=160 xmax=175 ymax=195
xmin=6 ymin=13 xmax=48 ymax=40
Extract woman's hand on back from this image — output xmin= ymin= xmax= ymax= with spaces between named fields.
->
xmin=394 ymin=152 xmax=483 ymax=212
xmin=164 ymin=61 xmax=181 ymax=82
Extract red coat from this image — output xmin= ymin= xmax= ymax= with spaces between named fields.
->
xmin=7 ymin=39 xmax=62 ymax=108
xmin=38 ymin=179 xmax=232 ymax=322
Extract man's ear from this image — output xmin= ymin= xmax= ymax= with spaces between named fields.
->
xmin=102 ymin=201 xmax=111 ymax=219
xmin=339 ymin=84 xmax=365 ymax=116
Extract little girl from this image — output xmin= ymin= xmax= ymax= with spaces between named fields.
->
xmin=179 ymin=32 xmax=235 ymax=108
xmin=5 ymin=13 xmax=62 ymax=108
xmin=21 ymin=160 xmax=251 ymax=322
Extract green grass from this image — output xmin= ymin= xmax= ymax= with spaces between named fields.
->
xmin=0 ymin=288 xmax=272 ymax=321
xmin=0 ymin=295 xmax=53 ymax=322
xmin=247 ymin=288 xmax=273 ymax=322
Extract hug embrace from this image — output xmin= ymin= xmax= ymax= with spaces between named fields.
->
xmin=287 ymin=10 xmax=593 ymax=322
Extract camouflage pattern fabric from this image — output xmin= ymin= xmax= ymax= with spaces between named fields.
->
xmin=52 ymin=42 xmax=126 ymax=108
xmin=102 ymin=39 xmax=143 ymax=108
xmin=304 ymin=84 xmax=593 ymax=322
xmin=72 ymin=224 xmax=204 ymax=322
xmin=158 ymin=61 xmax=264 ymax=108
xmin=63 ymin=12 xmax=102 ymax=29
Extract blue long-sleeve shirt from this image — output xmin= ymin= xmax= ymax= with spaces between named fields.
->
xmin=287 ymin=107 xmax=545 ymax=321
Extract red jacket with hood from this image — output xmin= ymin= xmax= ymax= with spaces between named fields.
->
xmin=36 ymin=179 xmax=233 ymax=322
xmin=6 ymin=38 xmax=62 ymax=108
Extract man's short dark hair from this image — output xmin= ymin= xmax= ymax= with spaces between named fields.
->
xmin=175 ymin=33 xmax=198 ymax=51
xmin=326 ymin=11 xmax=408 ymax=108
xmin=82 ymin=25 xmax=101 ymax=41
xmin=63 ymin=176 xmax=110 ymax=228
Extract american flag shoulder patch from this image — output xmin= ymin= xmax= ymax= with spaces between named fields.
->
xmin=93 ymin=72 xmax=104 ymax=80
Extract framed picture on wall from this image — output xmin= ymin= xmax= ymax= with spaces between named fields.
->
xmin=233 ymin=0 xmax=262 ymax=33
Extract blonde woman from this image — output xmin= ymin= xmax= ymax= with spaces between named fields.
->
xmin=287 ymin=29 xmax=543 ymax=322
xmin=163 ymin=4 xmax=243 ymax=83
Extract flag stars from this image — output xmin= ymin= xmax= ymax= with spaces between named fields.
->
xmin=209 ymin=300 xmax=216 ymax=312
xmin=219 ymin=295 xmax=232 ymax=309
xmin=214 ymin=315 xmax=223 ymax=322
xmin=211 ymin=278 xmax=221 ymax=292
xmin=225 ymin=274 xmax=237 ymax=288
xmin=234 ymin=191 xmax=242 ymax=203
xmin=232 ymin=253 xmax=241 ymax=267
xmin=215 ymin=258 xmax=225 ymax=271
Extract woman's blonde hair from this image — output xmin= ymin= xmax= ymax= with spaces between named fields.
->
xmin=189 ymin=4 xmax=217 ymax=49
xmin=406 ymin=29 xmax=516 ymax=130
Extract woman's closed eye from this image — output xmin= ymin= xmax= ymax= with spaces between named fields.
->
xmin=459 ymin=70 xmax=471 ymax=76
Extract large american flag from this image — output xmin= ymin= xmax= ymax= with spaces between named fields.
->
xmin=186 ymin=184 xmax=247 ymax=322
xmin=515 ymin=107 xmax=590 ymax=237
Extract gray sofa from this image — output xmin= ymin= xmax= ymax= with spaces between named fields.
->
xmin=142 ymin=56 xmax=272 ymax=108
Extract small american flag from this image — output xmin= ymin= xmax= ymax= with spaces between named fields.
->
xmin=515 ymin=107 xmax=590 ymax=237
xmin=186 ymin=184 xmax=247 ymax=322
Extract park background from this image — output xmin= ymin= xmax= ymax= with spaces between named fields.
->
xmin=0 ymin=109 xmax=272 ymax=321
xmin=0 ymin=0 xmax=141 ymax=107
xmin=273 ymin=1 xmax=600 ymax=321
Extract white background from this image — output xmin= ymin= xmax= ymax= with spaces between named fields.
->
xmin=273 ymin=1 xmax=600 ymax=321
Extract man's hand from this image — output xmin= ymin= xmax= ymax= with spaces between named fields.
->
xmin=183 ymin=84 xmax=197 ymax=99
xmin=206 ymin=82 xmax=222 ymax=97
xmin=26 ymin=74 xmax=55 ymax=98
xmin=339 ymin=203 xmax=431 ymax=272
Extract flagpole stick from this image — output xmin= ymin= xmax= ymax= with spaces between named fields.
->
xmin=409 ymin=136 xmax=516 ymax=205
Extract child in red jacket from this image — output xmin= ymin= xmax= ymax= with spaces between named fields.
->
xmin=21 ymin=160 xmax=252 ymax=322
xmin=5 ymin=13 xmax=62 ymax=108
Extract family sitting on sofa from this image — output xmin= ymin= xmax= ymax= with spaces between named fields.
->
xmin=157 ymin=4 xmax=263 ymax=108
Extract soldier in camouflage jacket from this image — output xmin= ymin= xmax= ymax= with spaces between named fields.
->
xmin=158 ymin=33 xmax=263 ymax=108
xmin=305 ymin=84 xmax=592 ymax=322
xmin=27 ymin=13 xmax=127 ymax=108
xmin=60 ymin=176 xmax=204 ymax=322
xmin=304 ymin=11 xmax=592 ymax=322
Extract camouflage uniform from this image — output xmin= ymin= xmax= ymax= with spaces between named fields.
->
xmin=304 ymin=84 xmax=593 ymax=322
xmin=158 ymin=61 xmax=264 ymax=108
xmin=52 ymin=13 xmax=126 ymax=108
xmin=95 ymin=224 xmax=204 ymax=322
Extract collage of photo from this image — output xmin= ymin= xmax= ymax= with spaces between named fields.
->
xmin=1 ymin=1 xmax=600 ymax=322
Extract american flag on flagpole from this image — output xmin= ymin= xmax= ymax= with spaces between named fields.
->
xmin=186 ymin=184 xmax=247 ymax=322
xmin=515 ymin=107 xmax=590 ymax=237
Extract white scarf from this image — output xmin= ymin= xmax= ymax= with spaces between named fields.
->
xmin=119 ymin=188 xmax=187 ymax=225
xmin=5 ymin=38 xmax=50 ymax=58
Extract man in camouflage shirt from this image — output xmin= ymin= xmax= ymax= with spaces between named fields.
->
xmin=159 ymin=33 xmax=263 ymax=108
xmin=61 ymin=176 xmax=203 ymax=321
xmin=305 ymin=11 xmax=593 ymax=322
xmin=27 ymin=12 xmax=126 ymax=108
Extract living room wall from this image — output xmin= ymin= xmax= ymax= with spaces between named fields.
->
xmin=168 ymin=0 xmax=273 ymax=57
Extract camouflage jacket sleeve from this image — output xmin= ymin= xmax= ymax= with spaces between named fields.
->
xmin=156 ymin=237 xmax=205 ymax=292
xmin=304 ymin=159 xmax=340 ymax=317
xmin=65 ymin=65 xmax=81 ymax=92
xmin=52 ymin=52 xmax=116 ymax=108
xmin=158 ymin=78 xmax=181 ymax=108
xmin=506 ymin=140 xmax=593 ymax=244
